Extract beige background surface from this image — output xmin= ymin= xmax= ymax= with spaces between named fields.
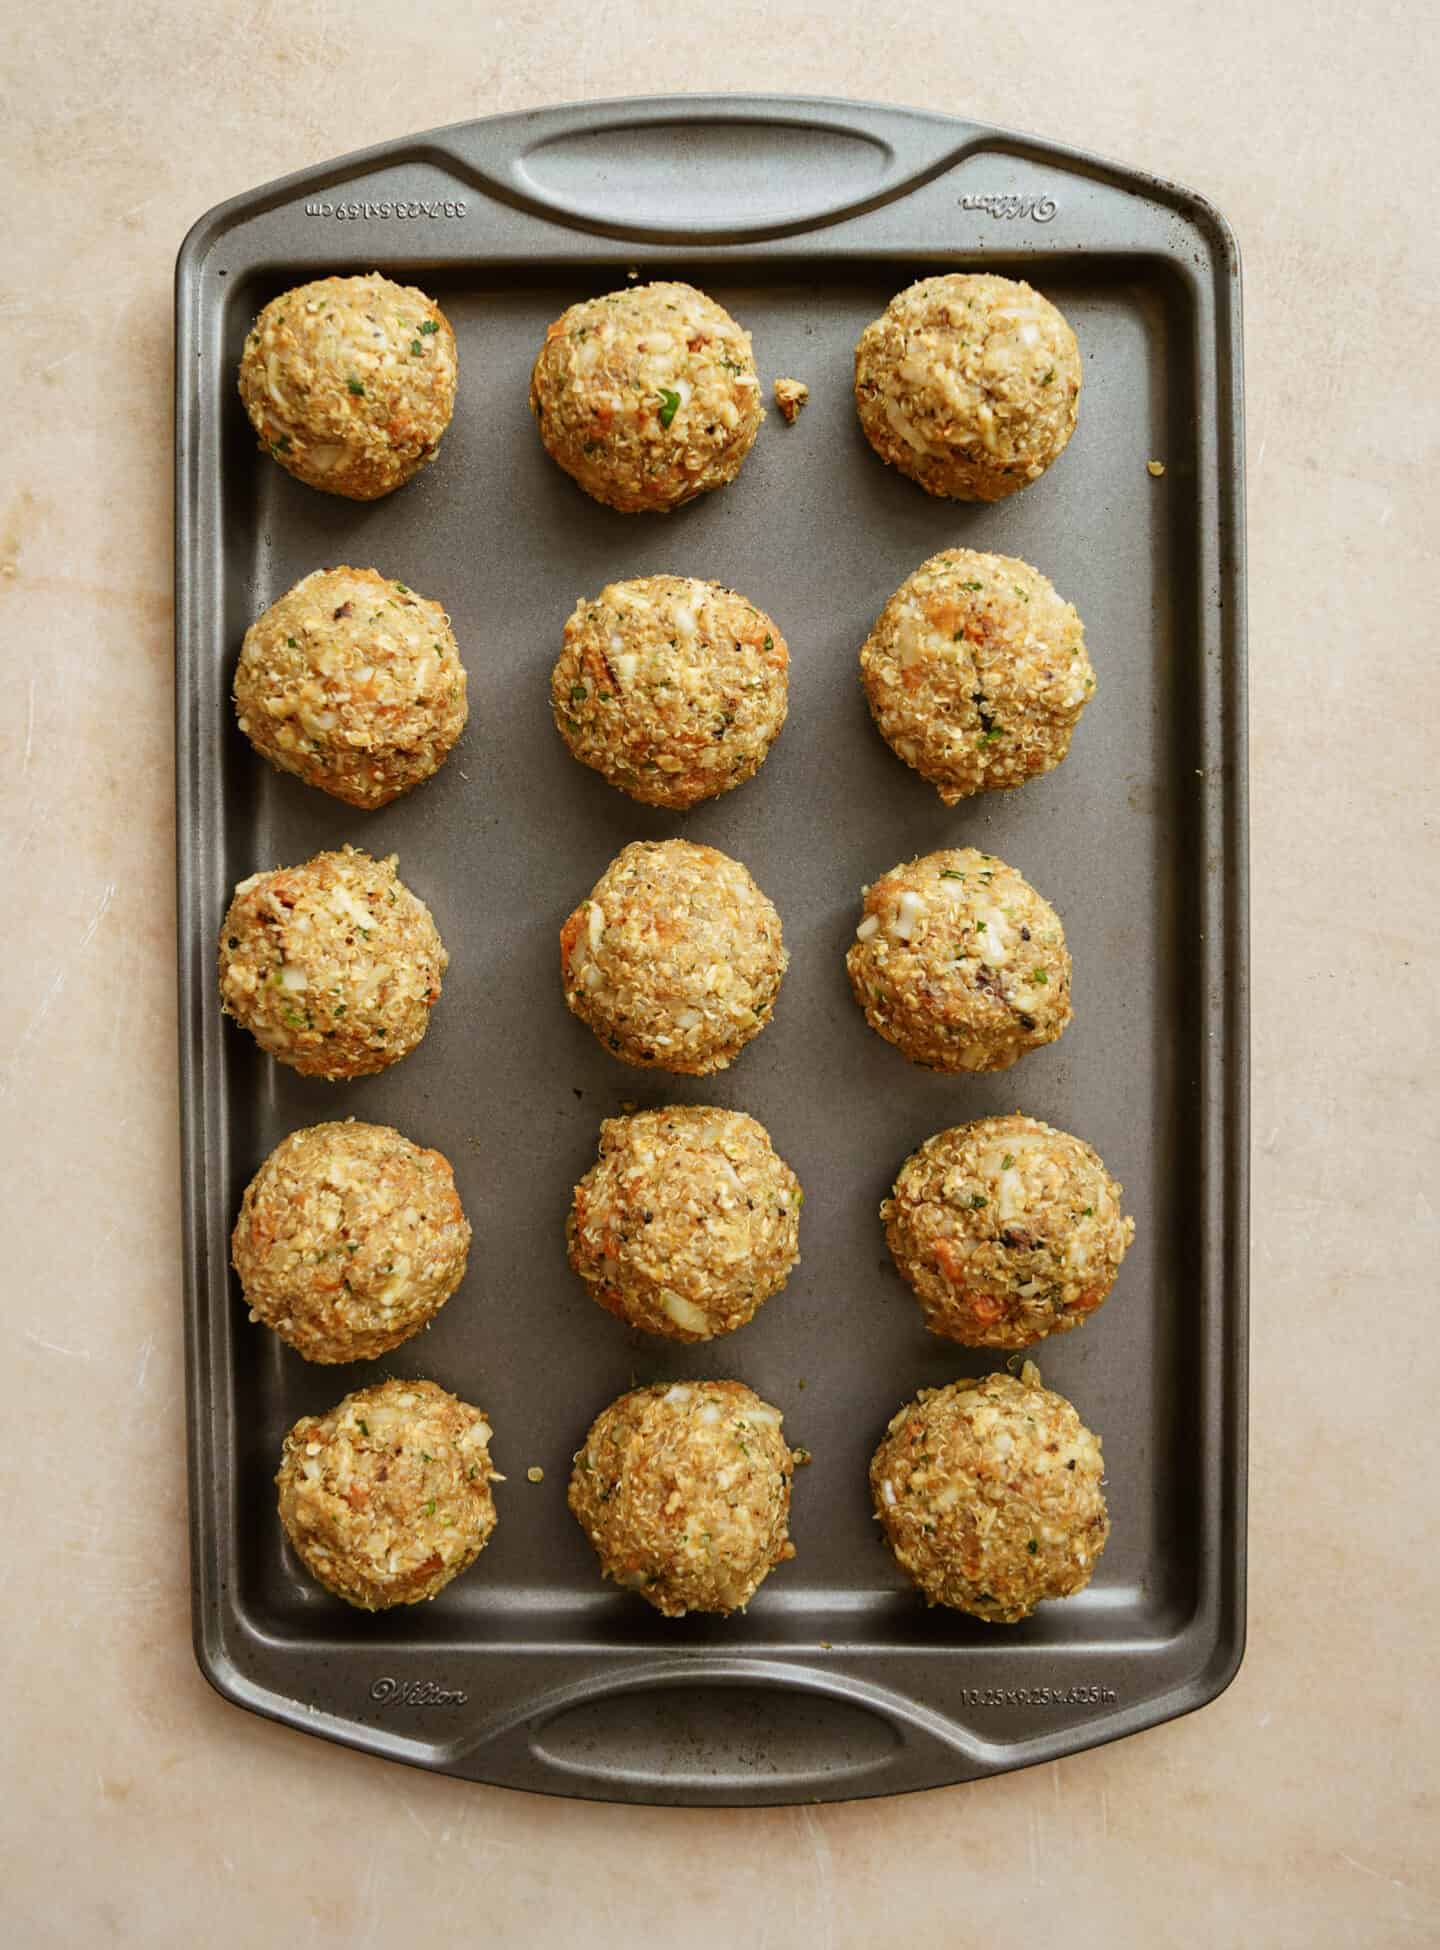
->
xmin=2 ymin=1 xmax=1437 ymax=1943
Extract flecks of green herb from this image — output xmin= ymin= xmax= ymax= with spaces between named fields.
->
xmin=410 ymin=339 xmax=423 ymax=355
xmin=285 ymin=635 xmax=297 ymax=647
xmin=656 ymin=387 xmax=681 ymax=428
xmin=424 ymin=1500 xmax=436 ymax=1516
xmin=1002 ymin=1153 xmax=1016 ymax=1170
xmin=939 ymin=869 xmax=965 ymax=881
xmin=1027 ymin=1538 xmax=1038 ymax=1554
xmin=419 ymin=318 xmax=439 ymax=334
xmin=962 ymin=579 xmax=983 ymax=591
xmin=1029 ymin=968 xmax=1049 ymax=984
xmin=763 ymin=634 xmax=773 ymax=651
xmin=1081 ymin=1205 xmax=1094 ymax=1217
xmin=357 ymin=1419 xmax=369 ymax=1436
xmin=1041 ymin=368 xmax=1055 ymax=384
xmin=570 ymin=683 xmax=588 ymax=704
xmin=347 ymin=377 xmax=365 ymax=396
xmin=969 ymin=1193 xmax=988 ymax=1209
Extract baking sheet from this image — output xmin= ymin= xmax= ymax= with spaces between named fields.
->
xmin=175 ymin=95 xmax=1247 ymax=1804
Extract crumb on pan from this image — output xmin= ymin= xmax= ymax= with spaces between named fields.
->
xmin=773 ymin=377 xmax=809 ymax=423
xmin=1147 ymin=459 xmax=1166 ymax=476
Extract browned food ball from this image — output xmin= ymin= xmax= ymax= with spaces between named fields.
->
xmin=238 ymin=274 xmax=457 ymax=500
xmin=234 ymin=567 xmax=468 ymax=808
xmin=552 ymin=576 xmax=788 ymax=809
xmin=846 ymin=847 xmax=1071 ymax=1072
xmin=854 ymin=273 xmax=1081 ymax=501
xmin=277 ymin=1378 xmax=499 ymax=1610
xmin=560 ymin=839 xmax=787 ymax=1075
xmin=218 ymin=846 xmax=447 ymax=1080
xmin=568 ymin=1106 xmax=802 ymax=1341
xmin=529 ymin=281 xmax=763 ymax=512
xmin=568 ymin=1380 xmax=797 ymax=1615
xmin=859 ymin=549 xmax=1094 ymax=804
xmin=232 ymin=1121 xmax=472 ymax=1363
xmin=870 ymin=1367 xmax=1108 ymax=1622
xmin=882 ymin=1114 xmax=1134 ymax=1349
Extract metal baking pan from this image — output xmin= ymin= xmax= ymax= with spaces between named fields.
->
xmin=175 ymin=94 xmax=1247 ymax=1805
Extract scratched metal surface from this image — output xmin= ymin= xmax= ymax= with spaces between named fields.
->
xmin=174 ymin=96 xmax=1247 ymax=1804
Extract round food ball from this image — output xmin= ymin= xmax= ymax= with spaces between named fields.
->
xmin=847 ymin=847 xmax=1071 ymax=1072
xmin=568 ymin=1107 xmax=801 ymax=1342
xmin=870 ymin=1368 xmax=1108 ymax=1622
xmin=568 ymin=1380 xmax=797 ymax=1615
xmin=860 ymin=549 xmax=1094 ymax=804
xmin=219 ymin=845 xmax=447 ymax=1080
xmin=883 ymin=1115 xmax=1134 ymax=1348
xmin=277 ymin=1378 xmax=498 ymax=1610
xmin=234 ymin=567 xmax=468 ymax=808
xmin=560 ymin=839 xmax=786 ymax=1074
xmin=529 ymin=281 xmax=763 ymax=513
xmin=854 ymin=273 xmax=1081 ymax=501
xmin=232 ymin=1121 xmax=472 ymax=1363
xmin=238 ymin=273 xmax=457 ymax=500
xmin=552 ymin=576 xmax=788 ymax=809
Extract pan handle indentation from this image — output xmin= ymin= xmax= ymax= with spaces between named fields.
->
xmin=442 ymin=1657 xmax=998 ymax=1805
xmin=436 ymin=96 xmax=985 ymax=243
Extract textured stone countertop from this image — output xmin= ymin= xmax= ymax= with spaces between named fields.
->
xmin=2 ymin=3 xmax=1436 ymax=1943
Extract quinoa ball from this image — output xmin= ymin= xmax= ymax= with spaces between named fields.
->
xmin=234 ymin=567 xmax=468 ymax=808
xmin=870 ymin=1367 xmax=1108 ymax=1622
xmin=529 ymin=281 xmax=763 ymax=513
xmin=219 ymin=846 xmax=447 ymax=1080
xmin=552 ymin=576 xmax=788 ymax=809
xmin=277 ymin=1378 xmax=499 ymax=1610
xmin=232 ymin=1121 xmax=472 ymax=1363
xmin=860 ymin=549 xmax=1094 ymax=804
xmin=883 ymin=1115 xmax=1134 ymax=1349
xmin=560 ymin=839 xmax=786 ymax=1075
xmin=847 ymin=848 xmax=1071 ymax=1073
xmin=238 ymin=273 xmax=457 ymax=500
xmin=568 ymin=1380 xmax=797 ymax=1615
xmin=568 ymin=1107 xmax=801 ymax=1342
xmin=854 ymin=273 xmax=1081 ymax=502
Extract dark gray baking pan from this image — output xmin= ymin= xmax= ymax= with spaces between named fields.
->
xmin=174 ymin=94 xmax=1247 ymax=1805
